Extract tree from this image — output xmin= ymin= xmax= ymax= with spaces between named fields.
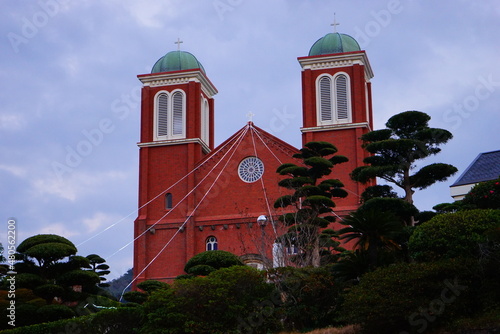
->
xmin=16 ymin=234 xmax=77 ymax=274
xmin=1 ymin=234 xmax=114 ymax=327
xmin=274 ymin=141 xmax=348 ymax=267
xmin=86 ymin=254 xmax=111 ymax=287
xmin=337 ymin=208 xmax=405 ymax=269
xmin=351 ymin=111 xmax=457 ymax=209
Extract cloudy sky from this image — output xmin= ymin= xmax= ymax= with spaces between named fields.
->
xmin=1 ymin=1 xmax=500 ymax=279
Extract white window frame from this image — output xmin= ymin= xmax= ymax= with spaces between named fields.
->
xmin=206 ymin=236 xmax=218 ymax=251
xmin=153 ymin=89 xmax=186 ymax=140
xmin=316 ymin=72 xmax=352 ymax=125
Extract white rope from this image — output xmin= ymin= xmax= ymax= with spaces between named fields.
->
xmin=248 ymin=124 xmax=278 ymax=237
xmin=77 ymin=128 xmax=247 ymax=248
xmin=107 ymin=126 xmax=250 ymax=260
xmin=120 ymin=125 xmax=248 ymax=300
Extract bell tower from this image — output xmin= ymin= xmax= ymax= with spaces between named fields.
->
xmin=133 ymin=48 xmax=217 ymax=283
xmin=298 ymin=31 xmax=375 ymax=215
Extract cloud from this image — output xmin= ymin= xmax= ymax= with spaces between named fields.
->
xmin=82 ymin=211 xmax=122 ymax=234
xmin=0 ymin=113 xmax=26 ymax=131
xmin=31 ymin=170 xmax=128 ymax=202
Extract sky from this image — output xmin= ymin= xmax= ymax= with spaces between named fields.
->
xmin=1 ymin=0 xmax=500 ymax=279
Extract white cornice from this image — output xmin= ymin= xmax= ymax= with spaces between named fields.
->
xmin=298 ymin=52 xmax=374 ymax=80
xmin=138 ymin=70 xmax=218 ymax=97
xmin=300 ymin=122 xmax=370 ymax=133
xmin=138 ymin=138 xmax=211 ymax=154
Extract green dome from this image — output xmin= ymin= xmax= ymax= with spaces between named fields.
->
xmin=308 ymin=33 xmax=361 ymax=56
xmin=151 ymin=50 xmax=205 ymax=74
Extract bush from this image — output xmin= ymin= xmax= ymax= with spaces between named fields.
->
xmin=183 ymin=250 xmax=244 ymax=274
xmin=268 ymin=266 xmax=343 ymax=331
xmin=462 ymin=177 xmax=500 ymax=209
xmin=341 ymin=259 xmax=479 ymax=333
xmin=141 ymin=266 xmax=278 ymax=334
xmin=36 ymin=304 xmax=75 ymax=322
xmin=1 ymin=307 xmax=143 ymax=334
xmin=409 ymin=209 xmax=500 ymax=261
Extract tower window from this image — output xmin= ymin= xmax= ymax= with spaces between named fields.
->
xmin=201 ymin=98 xmax=209 ymax=144
xmin=206 ymin=236 xmax=218 ymax=251
xmin=317 ymin=73 xmax=351 ymax=125
xmin=154 ymin=90 xmax=186 ymax=140
xmin=319 ymin=76 xmax=332 ymax=122
xmin=335 ymin=74 xmax=348 ymax=120
xmin=165 ymin=193 xmax=173 ymax=210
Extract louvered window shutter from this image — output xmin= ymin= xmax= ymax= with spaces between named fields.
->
xmin=157 ymin=93 xmax=169 ymax=136
xmin=319 ymin=76 xmax=332 ymax=122
xmin=336 ymin=75 xmax=349 ymax=120
xmin=172 ymin=92 xmax=184 ymax=136
xmin=201 ymin=99 xmax=209 ymax=143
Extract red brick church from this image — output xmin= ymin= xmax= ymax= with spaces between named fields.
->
xmin=133 ymin=30 xmax=374 ymax=284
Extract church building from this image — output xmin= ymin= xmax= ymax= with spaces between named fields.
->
xmin=133 ymin=30 xmax=374 ymax=284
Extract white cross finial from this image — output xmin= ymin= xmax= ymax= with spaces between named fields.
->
xmin=175 ymin=38 xmax=183 ymax=51
xmin=246 ymin=111 xmax=255 ymax=122
xmin=331 ymin=13 xmax=340 ymax=33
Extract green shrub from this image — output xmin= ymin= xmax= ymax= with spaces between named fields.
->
xmin=462 ymin=177 xmax=500 ymax=209
xmin=268 ymin=266 xmax=343 ymax=331
xmin=1 ymin=307 xmax=143 ymax=334
xmin=36 ymin=304 xmax=75 ymax=322
xmin=183 ymin=250 xmax=244 ymax=274
xmin=409 ymin=209 xmax=500 ymax=261
xmin=341 ymin=259 xmax=478 ymax=333
xmin=141 ymin=266 xmax=278 ymax=334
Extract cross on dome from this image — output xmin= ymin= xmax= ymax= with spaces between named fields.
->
xmin=330 ymin=13 xmax=340 ymax=33
xmin=174 ymin=37 xmax=183 ymax=51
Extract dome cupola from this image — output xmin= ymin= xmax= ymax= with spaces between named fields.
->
xmin=151 ymin=50 xmax=206 ymax=74
xmin=308 ymin=32 xmax=360 ymax=56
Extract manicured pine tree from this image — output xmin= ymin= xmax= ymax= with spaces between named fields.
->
xmin=274 ymin=141 xmax=348 ymax=267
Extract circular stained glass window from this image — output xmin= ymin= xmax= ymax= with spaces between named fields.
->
xmin=238 ymin=156 xmax=264 ymax=183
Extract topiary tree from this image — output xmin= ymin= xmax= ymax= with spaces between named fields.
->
xmin=17 ymin=234 xmax=77 ymax=272
xmin=183 ymin=250 xmax=244 ymax=276
xmin=409 ymin=209 xmax=500 ymax=262
xmin=86 ymin=254 xmax=111 ymax=287
xmin=274 ymin=141 xmax=348 ymax=267
xmin=351 ymin=111 xmax=457 ymax=218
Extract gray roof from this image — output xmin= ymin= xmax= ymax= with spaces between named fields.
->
xmin=451 ymin=150 xmax=500 ymax=186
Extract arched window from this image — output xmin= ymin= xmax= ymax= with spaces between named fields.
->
xmin=319 ymin=76 xmax=332 ymax=123
xmin=201 ymin=98 xmax=209 ymax=144
xmin=157 ymin=93 xmax=169 ymax=137
xmin=206 ymin=236 xmax=218 ymax=251
xmin=335 ymin=74 xmax=349 ymax=120
xmin=154 ymin=90 xmax=185 ymax=140
xmin=165 ymin=193 xmax=172 ymax=210
xmin=316 ymin=73 xmax=351 ymax=125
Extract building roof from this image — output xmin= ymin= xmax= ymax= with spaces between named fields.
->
xmin=151 ymin=50 xmax=206 ymax=74
xmin=308 ymin=32 xmax=361 ymax=56
xmin=451 ymin=150 xmax=500 ymax=186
